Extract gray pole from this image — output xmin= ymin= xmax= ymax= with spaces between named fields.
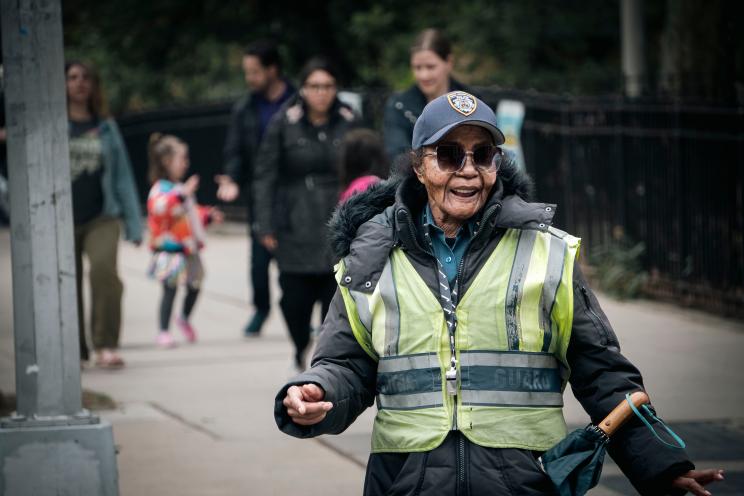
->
xmin=2 ymin=0 xmax=81 ymax=418
xmin=0 ymin=1 xmax=118 ymax=494
xmin=621 ymin=0 xmax=646 ymax=98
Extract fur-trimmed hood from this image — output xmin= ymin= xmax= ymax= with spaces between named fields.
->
xmin=329 ymin=153 xmax=544 ymax=260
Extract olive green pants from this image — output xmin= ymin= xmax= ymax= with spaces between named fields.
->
xmin=74 ymin=216 xmax=123 ymax=359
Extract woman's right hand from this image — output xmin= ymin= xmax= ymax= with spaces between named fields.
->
xmin=261 ymin=234 xmax=278 ymax=251
xmin=183 ymin=174 xmax=200 ymax=196
xmin=214 ymin=174 xmax=239 ymax=202
xmin=283 ymin=384 xmax=333 ymax=426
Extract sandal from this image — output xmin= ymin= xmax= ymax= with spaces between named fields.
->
xmin=95 ymin=349 xmax=125 ymax=369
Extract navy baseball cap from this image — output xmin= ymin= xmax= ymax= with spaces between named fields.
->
xmin=411 ymin=91 xmax=505 ymax=150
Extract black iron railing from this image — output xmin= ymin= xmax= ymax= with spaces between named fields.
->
xmin=117 ymin=88 xmax=744 ymax=317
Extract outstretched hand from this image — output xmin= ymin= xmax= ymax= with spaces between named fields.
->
xmin=183 ymin=174 xmax=200 ymax=197
xmin=283 ymin=384 xmax=333 ymax=426
xmin=214 ymin=174 xmax=239 ymax=202
xmin=671 ymin=469 xmax=724 ymax=496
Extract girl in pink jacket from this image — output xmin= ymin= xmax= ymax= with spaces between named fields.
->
xmin=338 ymin=129 xmax=388 ymax=203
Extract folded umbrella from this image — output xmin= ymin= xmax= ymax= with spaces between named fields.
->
xmin=542 ymin=391 xmax=649 ymax=496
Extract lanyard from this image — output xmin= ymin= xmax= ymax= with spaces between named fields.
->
xmin=424 ymin=232 xmax=459 ymax=396
xmin=625 ymin=393 xmax=686 ymax=449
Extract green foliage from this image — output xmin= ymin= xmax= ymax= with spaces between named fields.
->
xmin=346 ymin=4 xmax=413 ymax=88
xmin=588 ymin=237 xmax=649 ymax=300
xmin=61 ymin=0 xmax=742 ymax=113
xmin=63 ymin=0 xmax=249 ymax=111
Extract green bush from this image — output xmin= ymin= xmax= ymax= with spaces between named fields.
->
xmin=588 ymin=237 xmax=649 ymax=299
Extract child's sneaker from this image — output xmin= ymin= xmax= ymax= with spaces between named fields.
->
xmin=176 ymin=316 xmax=197 ymax=343
xmin=157 ymin=331 xmax=177 ymax=348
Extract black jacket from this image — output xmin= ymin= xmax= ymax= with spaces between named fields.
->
xmin=252 ymin=95 xmax=358 ymax=273
xmin=382 ymin=79 xmax=471 ymax=161
xmin=274 ymin=157 xmax=694 ymax=495
xmin=222 ymin=84 xmax=296 ymax=220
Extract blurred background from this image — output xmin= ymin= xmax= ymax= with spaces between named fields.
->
xmin=54 ymin=0 xmax=744 ymax=317
xmin=62 ymin=0 xmax=742 ymax=111
xmin=1 ymin=1 xmax=743 ymax=495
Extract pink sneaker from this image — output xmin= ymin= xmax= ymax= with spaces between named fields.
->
xmin=156 ymin=331 xmax=177 ymax=348
xmin=176 ymin=317 xmax=197 ymax=343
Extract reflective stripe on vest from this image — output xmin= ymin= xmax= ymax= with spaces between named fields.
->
xmin=379 ymin=260 xmax=401 ymax=356
xmin=539 ymin=236 xmax=567 ymax=352
xmin=459 ymin=351 xmax=564 ymax=407
xmin=377 ymin=353 xmax=442 ymax=410
xmin=376 ymin=351 xmax=564 ymax=410
xmin=337 ymin=227 xmax=580 ymax=452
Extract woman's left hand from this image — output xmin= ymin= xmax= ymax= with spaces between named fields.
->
xmin=671 ymin=469 xmax=724 ymax=495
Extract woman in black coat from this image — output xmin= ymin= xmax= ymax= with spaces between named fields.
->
xmin=252 ymin=57 xmax=357 ymax=372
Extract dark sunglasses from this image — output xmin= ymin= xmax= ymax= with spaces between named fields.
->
xmin=423 ymin=143 xmax=503 ymax=173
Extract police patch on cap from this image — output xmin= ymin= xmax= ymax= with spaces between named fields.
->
xmin=447 ymin=91 xmax=477 ymax=116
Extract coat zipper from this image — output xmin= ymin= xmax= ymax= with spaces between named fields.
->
xmin=456 ymin=204 xmax=499 ymax=493
xmin=580 ymin=286 xmax=613 ymax=345
xmin=457 ymin=432 xmax=466 ymax=495
xmin=450 ymin=204 xmax=501 ymax=432
xmin=450 ymin=257 xmax=467 ymax=432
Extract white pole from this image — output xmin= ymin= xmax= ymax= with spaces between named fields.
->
xmin=621 ymin=0 xmax=647 ymax=98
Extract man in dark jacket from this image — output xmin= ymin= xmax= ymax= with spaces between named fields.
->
xmin=216 ymin=40 xmax=294 ymax=337
xmin=274 ymin=92 xmax=722 ymax=495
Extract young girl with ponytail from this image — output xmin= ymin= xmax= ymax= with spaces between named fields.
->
xmin=146 ymin=133 xmax=223 ymax=347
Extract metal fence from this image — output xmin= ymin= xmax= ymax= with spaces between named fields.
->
xmin=117 ymin=88 xmax=744 ymax=317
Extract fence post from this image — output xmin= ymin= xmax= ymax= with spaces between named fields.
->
xmin=621 ymin=0 xmax=646 ymax=98
xmin=560 ymin=102 xmax=574 ymax=231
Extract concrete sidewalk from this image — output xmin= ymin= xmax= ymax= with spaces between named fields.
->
xmin=2 ymin=223 xmax=744 ymax=495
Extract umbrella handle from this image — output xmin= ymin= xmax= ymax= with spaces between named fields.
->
xmin=597 ymin=391 xmax=649 ymax=437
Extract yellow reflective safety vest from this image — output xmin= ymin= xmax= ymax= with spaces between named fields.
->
xmin=336 ymin=227 xmax=581 ymax=453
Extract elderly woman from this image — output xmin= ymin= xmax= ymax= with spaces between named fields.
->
xmin=274 ymin=92 xmax=722 ymax=495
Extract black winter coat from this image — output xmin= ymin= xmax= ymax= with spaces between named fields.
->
xmin=274 ymin=157 xmax=694 ymax=495
xmin=252 ymin=96 xmax=357 ymax=273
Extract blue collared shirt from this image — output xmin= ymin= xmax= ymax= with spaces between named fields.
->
xmin=421 ymin=205 xmax=478 ymax=287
